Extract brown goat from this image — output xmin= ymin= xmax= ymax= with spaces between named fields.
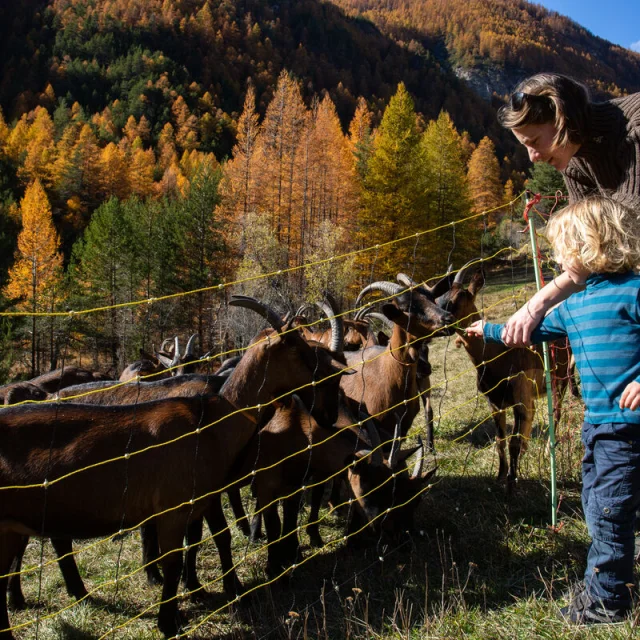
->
xmin=340 ymin=277 xmax=455 ymax=442
xmin=0 ymin=298 xmax=350 ymax=639
xmin=1 ymin=367 xmax=112 ymax=406
xmin=437 ymin=264 xmax=572 ymax=489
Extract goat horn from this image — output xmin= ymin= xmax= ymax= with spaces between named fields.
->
xmin=365 ymin=312 xmax=394 ymax=330
xmin=425 ymin=264 xmax=455 ymax=299
xmin=315 ymin=298 xmax=343 ymax=353
xmin=355 ymin=282 xmax=404 ymax=307
xmin=184 ymin=334 xmax=198 ymax=358
xmin=170 ymin=336 xmax=181 ymax=370
xmin=295 ymin=303 xmax=313 ymax=317
xmin=360 ymin=413 xmax=383 ymax=466
xmin=159 ymin=338 xmax=174 ymax=354
xmin=396 ymin=273 xmax=419 ymax=288
xmin=410 ymin=437 xmax=425 ymax=479
xmin=229 ymin=295 xmax=285 ymax=331
xmin=453 ymin=259 xmax=480 ymax=285
xmin=388 ymin=421 xmax=402 ymax=470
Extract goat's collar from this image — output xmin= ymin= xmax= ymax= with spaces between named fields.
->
xmin=389 ymin=345 xmax=417 ymax=367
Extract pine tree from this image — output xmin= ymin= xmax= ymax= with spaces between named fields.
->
xmin=4 ymin=179 xmax=64 ymax=375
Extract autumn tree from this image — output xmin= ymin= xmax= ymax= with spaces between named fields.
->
xmin=359 ymin=83 xmax=422 ymax=278
xmin=4 ymin=179 xmax=64 ymax=375
xmin=221 ymin=83 xmax=260 ymax=256
xmin=419 ymin=111 xmax=472 ymax=273
xmin=253 ymin=70 xmax=306 ymax=264
xmin=467 ymin=136 xmax=503 ymax=225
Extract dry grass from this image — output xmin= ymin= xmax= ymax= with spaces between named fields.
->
xmin=8 ymin=276 xmax=640 ymax=639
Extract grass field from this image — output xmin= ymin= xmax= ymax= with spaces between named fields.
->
xmin=10 ymin=277 xmax=640 ymax=639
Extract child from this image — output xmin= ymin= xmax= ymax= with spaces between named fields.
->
xmin=466 ymin=195 xmax=640 ymax=624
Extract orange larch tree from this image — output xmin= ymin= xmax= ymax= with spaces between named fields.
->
xmin=467 ymin=135 xmax=503 ymax=225
xmin=4 ymin=179 xmax=64 ymax=375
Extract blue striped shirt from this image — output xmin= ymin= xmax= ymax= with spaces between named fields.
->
xmin=483 ymin=271 xmax=640 ymax=425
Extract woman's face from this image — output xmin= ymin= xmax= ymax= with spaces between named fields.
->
xmin=512 ymin=123 xmax=580 ymax=171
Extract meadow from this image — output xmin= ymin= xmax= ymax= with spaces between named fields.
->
xmin=11 ymin=275 xmax=640 ymax=640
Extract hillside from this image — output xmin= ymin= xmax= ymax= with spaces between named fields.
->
xmin=330 ymin=0 xmax=640 ymax=99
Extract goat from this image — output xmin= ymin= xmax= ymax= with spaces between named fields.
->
xmin=339 ymin=275 xmax=455 ymax=444
xmin=1 ymin=367 xmax=112 ymax=406
xmin=0 ymin=296 xmax=350 ymax=639
xmin=119 ymin=334 xmax=202 ymax=382
xmin=437 ymin=262 xmax=573 ymax=489
xmin=229 ymin=394 xmax=435 ymax=579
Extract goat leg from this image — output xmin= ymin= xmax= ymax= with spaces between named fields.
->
xmin=140 ymin=522 xmax=163 ymax=586
xmin=205 ymin=495 xmax=244 ymax=601
xmin=156 ymin=522 xmax=186 ymax=639
xmin=7 ymin=536 xmax=28 ymax=611
xmin=306 ymin=481 xmax=326 ymax=548
xmin=51 ymin=538 xmax=88 ymax=601
xmin=249 ymin=513 xmax=263 ymax=541
xmin=226 ymin=487 xmax=251 ymax=538
xmin=182 ymin=518 xmax=206 ymax=599
xmin=0 ymin=532 xmax=28 ymax=638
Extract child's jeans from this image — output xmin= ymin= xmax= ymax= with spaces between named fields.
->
xmin=582 ymin=421 xmax=640 ymax=609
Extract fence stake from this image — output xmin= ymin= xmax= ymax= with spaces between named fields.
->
xmin=524 ymin=192 xmax=558 ymax=528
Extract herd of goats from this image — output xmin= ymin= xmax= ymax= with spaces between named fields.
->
xmin=0 ymin=261 xmax=576 ymax=638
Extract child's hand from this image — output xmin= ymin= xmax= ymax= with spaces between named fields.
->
xmin=465 ymin=320 xmax=484 ymax=338
xmin=620 ymin=381 xmax=640 ymax=411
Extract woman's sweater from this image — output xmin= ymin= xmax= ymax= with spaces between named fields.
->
xmin=563 ymin=92 xmax=640 ymax=210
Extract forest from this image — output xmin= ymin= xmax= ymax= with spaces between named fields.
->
xmin=0 ymin=0 xmax=634 ymax=381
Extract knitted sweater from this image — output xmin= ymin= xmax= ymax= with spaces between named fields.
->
xmin=483 ymin=271 xmax=640 ymax=425
xmin=562 ymin=92 xmax=640 ymax=210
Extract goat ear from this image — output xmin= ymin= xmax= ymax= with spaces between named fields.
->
xmin=382 ymin=303 xmax=404 ymax=322
xmin=468 ymin=270 xmax=485 ymax=296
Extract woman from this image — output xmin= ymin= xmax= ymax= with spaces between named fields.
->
xmin=496 ymin=73 xmax=640 ymax=346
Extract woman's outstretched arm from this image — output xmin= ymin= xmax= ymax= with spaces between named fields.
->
xmin=501 ymin=271 xmax=583 ymax=346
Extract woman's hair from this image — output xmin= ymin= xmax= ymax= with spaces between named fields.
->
xmin=546 ymin=196 xmax=640 ymax=274
xmin=497 ymin=73 xmax=591 ymax=148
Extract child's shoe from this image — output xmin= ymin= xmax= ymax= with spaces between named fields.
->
xmin=558 ymin=590 xmax=629 ymax=625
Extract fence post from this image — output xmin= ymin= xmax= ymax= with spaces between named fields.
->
xmin=524 ymin=192 xmax=558 ymax=528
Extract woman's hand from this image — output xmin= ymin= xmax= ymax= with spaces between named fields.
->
xmin=620 ymin=382 xmax=640 ymax=411
xmin=465 ymin=320 xmax=485 ymax=338
xmin=500 ymin=302 xmax=541 ymax=346
xmin=501 ymin=273 xmax=582 ymax=347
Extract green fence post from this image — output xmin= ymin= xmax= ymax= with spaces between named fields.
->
xmin=524 ymin=192 xmax=558 ymax=528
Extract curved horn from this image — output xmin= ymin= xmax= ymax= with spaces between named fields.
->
xmin=360 ymin=413 xmax=383 ymax=467
xmin=295 ymin=303 xmax=313 ymax=317
xmin=184 ymin=334 xmax=198 ymax=359
xmin=365 ymin=312 xmax=395 ymax=330
xmin=170 ymin=336 xmax=181 ymax=370
xmin=229 ymin=295 xmax=284 ymax=331
xmin=316 ymin=299 xmax=343 ymax=353
xmin=388 ymin=421 xmax=402 ymax=470
xmin=426 ymin=264 xmax=455 ymax=299
xmin=159 ymin=337 xmax=174 ymax=355
xmin=453 ymin=260 xmax=479 ymax=286
xmin=396 ymin=273 xmax=419 ymax=288
xmin=355 ymin=282 xmax=404 ymax=307
xmin=410 ymin=438 xmax=425 ymax=480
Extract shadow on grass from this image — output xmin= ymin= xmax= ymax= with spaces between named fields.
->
xmin=191 ymin=474 xmax=589 ymax=639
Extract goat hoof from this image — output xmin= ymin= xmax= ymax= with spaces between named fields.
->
xmin=146 ymin=568 xmax=164 ymax=586
xmin=158 ymin=609 xmax=185 ymax=638
xmin=8 ymin=594 xmax=26 ymax=611
xmin=307 ymin=532 xmax=323 ymax=548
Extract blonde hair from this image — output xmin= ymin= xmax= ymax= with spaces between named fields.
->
xmin=498 ymin=73 xmax=590 ymax=148
xmin=546 ymin=196 xmax=640 ymax=274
